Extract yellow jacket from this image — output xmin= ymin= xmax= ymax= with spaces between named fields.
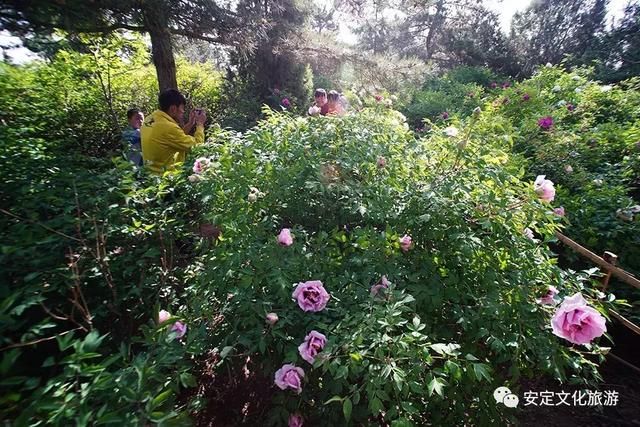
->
xmin=141 ymin=110 xmax=204 ymax=175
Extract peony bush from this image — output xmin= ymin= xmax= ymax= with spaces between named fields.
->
xmin=177 ymin=108 xmax=615 ymax=425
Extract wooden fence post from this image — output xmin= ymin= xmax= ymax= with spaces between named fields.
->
xmin=601 ymin=251 xmax=618 ymax=292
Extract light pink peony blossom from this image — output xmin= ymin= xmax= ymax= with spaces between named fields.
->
xmin=554 ymin=207 xmax=565 ymax=217
xmin=292 ymin=280 xmax=330 ymax=312
xmin=158 ymin=310 xmax=171 ymax=324
xmin=158 ymin=310 xmax=187 ymax=338
xmin=288 ymin=413 xmax=304 ymax=427
xmin=399 ymin=235 xmax=413 ymax=252
xmin=539 ymin=285 xmax=559 ymax=305
xmin=370 ymin=275 xmax=390 ymax=296
xmin=534 ymin=175 xmax=556 ymax=202
xmin=274 ymin=364 xmax=305 ymax=394
xmin=266 ymin=313 xmax=279 ymax=325
xmin=443 ymin=126 xmax=459 ymax=137
xmin=277 ymin=228 xmax=294 ymax=246
xmin=551 ymin=293 xmax=607 ymax=345
xmin=298 ymin=330 xmax=327 ymax=364
xmin=192 ymin=157 xmax=211 ymax=174
xmin=523 ymin=227 xmax=535 ymax=241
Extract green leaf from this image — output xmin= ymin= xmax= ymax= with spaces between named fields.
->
xmin=428 ymin=377 xmax=445 ymax=397
xmin=179 ymin=372 xmax=197 ymax=388
xmin=220 ymin=346 xmax=234 ymax=359
xmin=324 ymin=395 xmax=344 ymax=405
xmin=151 ymin=389 xmax=172 ymax=408
xmin=391 ymin=418 xmax=414 ymax=427
xmin=473 ymin=363 xmax=492 ymax=382
xmin=369 ymin=397 xmax=383 ymax=413
xmin=444 ymin=360 xmax=461 ymax=381
xmin=343 ymin=397 xmax=352 ymax=421
xmin=430 ymin=343 xmax=460 ymax=355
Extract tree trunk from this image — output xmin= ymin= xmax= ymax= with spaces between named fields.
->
xmin=425 ymin=0 xmax=445 ymax=60
xmin=144 ymin=6 xmax=178 ymax=91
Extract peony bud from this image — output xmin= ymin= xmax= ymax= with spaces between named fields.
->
xmin=266 ymin=313 xmax=279 ymax=325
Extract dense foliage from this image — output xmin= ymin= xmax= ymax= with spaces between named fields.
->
xmin=1 ymin=37 xmax=639 ymax=425
xmin=180 ymin=107 xmax=615 ymax=425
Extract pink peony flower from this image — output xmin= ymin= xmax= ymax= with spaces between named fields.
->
xmin=370 ymin=275 xmax=390 ymax=296
xmin=523 ymin=227 xmax=535 ymax=240
xmin=171 ymin=321 xmax=187 ymax=338
xmin=444 ymin=126 xmax=459 ymax=137
xmin=158 ymin=310 xmax=187 ymax=338
xmin=274 ymin=364 xmax=304 ymax=394
xmin=551 ymin=293 xmax=606 ymax=345
xmin=501 ymin=82 xmax=511 ymax=89
xmin=298 ymin=330 xmax=327 ymax=364
xmin=266 ymin=312 xmax=279 ymax=325
xmin=158 ymin=309 xmax=171 ymax=324
xmin=441 ymin=111 xmax=449 ymax=120
xmin=539 ymin=285 xmax=559 ymax=305
xmin=277 ymin=228 xmax=294 ymax=246
xmin=292 ymin=280 xmax=330 ymax=312
xmin=534 ymin=175 xmax=556 ymax=202
xmin=193 ymin=157 xmax=211 ymax=174
xmin=377 ymin=156 xmax=386 ymax=168
xmin=490 ymin=82 xmax=497 ymax=89
xmin=553 ymin=207 xmax=566 ymax=217
xmin=567 ymin=103 xmax=575 ymax=112
xmin=399 ymin=235 xmax=413 ymax=252
xmin=522 ymin=93 xmax=530 ymax=101
xmin=282 ymin=98 xmax=291 ymax=108
xmin=538 ymin=116 xmax=554 ymax=130
xmin=288 ymin=413 xmax=304 ymax=427
xmin=374 ymin=95 xmax=383 ymax=102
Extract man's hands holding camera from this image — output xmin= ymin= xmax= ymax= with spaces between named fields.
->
xmin=194 ymin=108 xmax=206 ymax=126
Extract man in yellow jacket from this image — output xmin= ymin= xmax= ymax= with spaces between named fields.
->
xmin=141 ymin=89 xmax=206 ymax=175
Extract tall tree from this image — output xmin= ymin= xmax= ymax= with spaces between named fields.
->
xmin=584 ymin=3 xmax=640 ymax=82
xmin=310 ymin=1 xmax=339 ymax=35
xmin=509 ymin=0 xmax=607 ymax=75
xmin=0 ymin=0 xmax=266 ymax=90
xmin=341 ymin=0 xmax=507 ymax=67
xmin=439 ymin=6 xmax=518 ymax=76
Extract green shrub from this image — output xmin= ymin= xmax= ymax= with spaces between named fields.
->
xmin=178 ymin=109 xmax=613 ymax=425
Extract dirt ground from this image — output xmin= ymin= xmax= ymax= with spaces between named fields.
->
xmin=519 ymin=323 xmax=640 ymax=427
xmin=186 ymin=324 xmax=640 ymax=426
